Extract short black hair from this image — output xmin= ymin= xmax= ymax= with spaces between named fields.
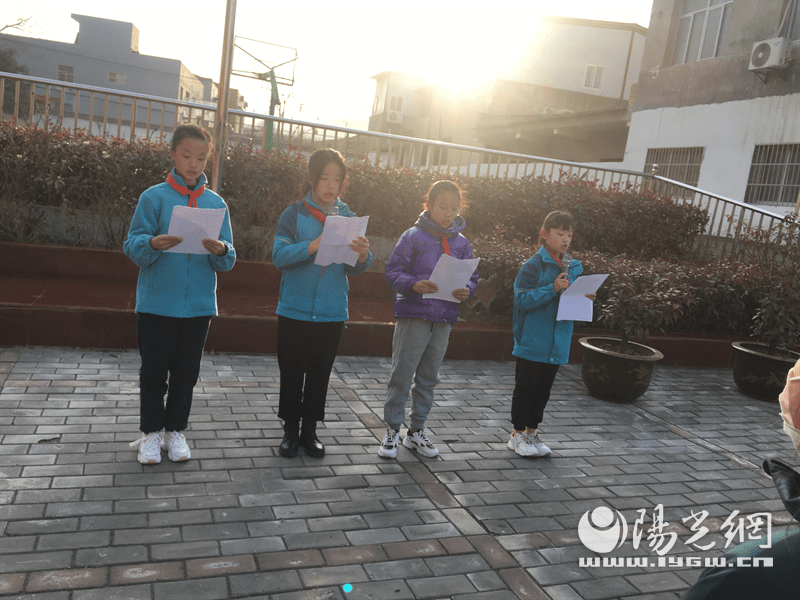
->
xmin=541 ymin=211 xmax=574 ymax=232
xmin=424 ymin=180 xmax=467 ymax=212
xmin=171 ymin=124 xmax=213 ymax=151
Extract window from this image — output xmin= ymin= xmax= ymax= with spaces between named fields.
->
xmin=389 ymin=95 xmax=403 ymax=112
xmin=57 ymin=65 xmax=74 ymax=82
xmin=672 ymin=0 xmax=732 ymax=65
xmin=644 ymin=147 xmax=704 ymax=188
xmin=744 ymin=144 xmax=800 ymax=206
xmin=792 ymin=0 xmax=800 ymax=41
xmin=108 ymin=72 xmax=126 ymax=84
xmin=584 ymin=65 xmax=605 ymax=90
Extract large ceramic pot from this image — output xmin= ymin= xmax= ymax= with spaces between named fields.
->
xmin=579 ymin=337 xmax=664 ymax=402
xmin=731 ymin=341 xmax=800 ymax=402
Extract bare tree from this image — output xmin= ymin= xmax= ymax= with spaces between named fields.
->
xmin=0 ymin=15 xmax=33 ymax=35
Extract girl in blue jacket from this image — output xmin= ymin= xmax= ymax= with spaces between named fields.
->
xmin=124 ymin=124 xmax=236 ymax=465
xmin=378 ymin=181 xmax=478 ymax=459
xmin=509 ymin=211 xmax=592 ymax=458
xmin=272 ymin=149 xmax=372 ymax=459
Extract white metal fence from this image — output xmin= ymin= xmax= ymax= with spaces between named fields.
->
xmin=1 ymin=71 xmax=787 ymax=256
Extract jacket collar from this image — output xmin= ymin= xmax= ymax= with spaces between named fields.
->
xmin=170 ymin=168 xmax=208 ymax=190
xmin=304 ymin=191 xmax=341 ymax=215
xmin=538 ymin=244 xmax=560 ymax=265
xmin=416 ymin=211 xmax=466 ymax=237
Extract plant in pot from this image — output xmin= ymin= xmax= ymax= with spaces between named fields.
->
xmin=730 ymin=216 xmax=800 ymax=401
xmin=578 ymin=254 xmax=689 ymax=402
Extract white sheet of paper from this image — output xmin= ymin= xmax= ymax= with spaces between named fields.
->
xmin=314 ymin=215 xmax=369 ymax=267
xmin=423 ymin=254 xmax=481 ymax=303
xmin=164 ymin=206 xmax=226 ymax=254
xmin=556 ymin=274 xmax=608 ymax=322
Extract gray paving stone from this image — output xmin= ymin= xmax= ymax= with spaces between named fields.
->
xmin=150 ymin=540 xmax=220 ymax=561
xmin=220 ymin=536 xmax=286 ymax=555
xmin=0 ymin=550 xmax=73 ymax=573
xmin=407 ymin=574 xmax=477 ymax=598
xmin=346 ymin=526 xmax=406 ymax=546
xmin=73 ymin=583 xmax=151 ymax=600
xmin=229 ymin=570 xmax=303 ymax=596
xmin=2 ymin=349 xmax=796 ymax=600
xmin=364 ymin=558 xmax=433 ymax=581
xmin=425 ymin=554 xmax=491 ymax=575
xmin=74 ymin=545 xmax=148 ymax=566
xmin=5 ymin=518 xmax=78 ymax=535
xmin=154 ymin=577 xmax=229 ymax=600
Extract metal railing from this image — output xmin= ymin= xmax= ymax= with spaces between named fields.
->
xmin=1 ymin=71 xmax=787 ymax=256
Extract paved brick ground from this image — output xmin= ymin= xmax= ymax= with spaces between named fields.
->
xmin=1 ymin=346 xmax=798 ymax=600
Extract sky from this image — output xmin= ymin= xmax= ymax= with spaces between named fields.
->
xmin=1 ymin=0 xmax=654 ymax=129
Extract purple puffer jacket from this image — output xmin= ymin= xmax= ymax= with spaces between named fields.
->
xmin=385 ymin=212 xmax=479 ymax=324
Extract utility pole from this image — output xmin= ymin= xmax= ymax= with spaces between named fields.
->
xmin=212 ymin=0 xmax=237 ymax=193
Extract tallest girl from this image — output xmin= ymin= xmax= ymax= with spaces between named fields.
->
xmin=272 ymin=149 xmax=372 ymax=459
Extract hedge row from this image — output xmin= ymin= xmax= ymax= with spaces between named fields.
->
xmin=467 ymin=223 xmax=799 ymax=350
xmin=5 ymin=121 xmax=796 ymax=347
xmin=0 ymin=122 xmax=706 ymax=262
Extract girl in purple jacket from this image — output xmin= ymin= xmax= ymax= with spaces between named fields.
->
xmin=378 ymin=181 xmax=479 ymax=458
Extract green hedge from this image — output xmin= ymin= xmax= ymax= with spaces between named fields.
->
xmin=0 ymin=122 xmax=706 ymax=261
xmin=5 ymin=121 xmax=796 ymax=347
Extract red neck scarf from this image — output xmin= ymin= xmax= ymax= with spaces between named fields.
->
xmin=436 ymin=233 xmax=451 ymax=256
xmin=544 ymin=245 xmax=562 ymax=268
xmin=167 ymin=172 xmax=205 ymax=208
xmin=303 ymin=199 xmax=331 ymax=277
xmin=303 ymin=199 xmax=330 ymax=223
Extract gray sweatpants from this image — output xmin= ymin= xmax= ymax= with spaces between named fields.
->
xmin=384 ymin=317 xmax=453 ymax=431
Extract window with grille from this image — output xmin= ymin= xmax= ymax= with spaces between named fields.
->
xmin=389 ymin=95 xmax=403 ymax=111
xmin=644 ymin=147 xmax=704 ymax=187
xmin=744 ymin=144 xmax=800 ymax=206
xmin=108 ymin=72 xmax=126 ymax=84
xmin=58 ymin=65 xmax=74 ymax=82
xmin=672 ymin=0 xmax=732 ymax=65
xmin=584 ymin=65 xmax=605 ymax=90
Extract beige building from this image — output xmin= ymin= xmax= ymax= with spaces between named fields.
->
xmin=368 ymin=16 xmax=646 ymax=164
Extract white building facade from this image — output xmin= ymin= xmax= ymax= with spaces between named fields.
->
xmin=622 ymin=0 xmax=800 ymax=216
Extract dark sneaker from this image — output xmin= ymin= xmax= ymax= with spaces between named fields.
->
xmin=402 ymin=429 xmax=438 ymax=458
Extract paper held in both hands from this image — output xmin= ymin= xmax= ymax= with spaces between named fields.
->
xmin=423 ymin=254 xmax=481 ymax=303
xmin=164 ymin=205 xmax=226 ymax=254
xmin=314 ymin=215 xmax=370 ymax=267
xmin=556 ymin=274 xmax=608 ymax=322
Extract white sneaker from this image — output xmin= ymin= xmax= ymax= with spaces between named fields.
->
xmin=378 ymin=428 xmax=400 ymax=458
xmin=131 ymin=432 xmax=163 ymax=465
xmin=166 ymin=431 xmax=191 ymax=462
xmin=526 ymin=431 xmax=551 ymax=457
xmin=402 ymin=429 xmax=439 ymax=458
xmin=507 ymin=432 xmax=539 ymax=457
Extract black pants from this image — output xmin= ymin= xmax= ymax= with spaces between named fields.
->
xmin=137 ymin=313 xmax=211 ymax=434
xmin=511 ymin=357 xmax=560 ymax=431
xmin=277 ymin=316 xmax=344 ymax=424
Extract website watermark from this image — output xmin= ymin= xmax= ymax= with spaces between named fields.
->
xmin=577 ymin=504 xmax=774 ymax=568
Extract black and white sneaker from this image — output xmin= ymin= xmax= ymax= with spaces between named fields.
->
xmin=402 ymin=429 xmax=439 ymax=458
xmin=378 ymin=428 xmax=400 ymax=458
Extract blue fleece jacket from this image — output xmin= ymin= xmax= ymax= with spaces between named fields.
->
xmin=272 ymin=193 xmax=373 ymax=322
xmin=512 ymin=245 xmax=583 ymax=365
xmin=123 ymin=170 xmax=236 ymax=318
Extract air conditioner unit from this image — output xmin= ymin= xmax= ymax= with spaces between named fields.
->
xmin=749 ymin=37 xmax=790 ymax=71
xmin=387 ymin=111 xmax=404 ymax=124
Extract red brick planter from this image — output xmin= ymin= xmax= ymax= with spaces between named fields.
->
xmin=0 ymin=242 xmax=748 ymax=366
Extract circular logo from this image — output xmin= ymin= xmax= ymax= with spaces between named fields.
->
xmin=578 ymin=506 xmax=628 ymax=553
